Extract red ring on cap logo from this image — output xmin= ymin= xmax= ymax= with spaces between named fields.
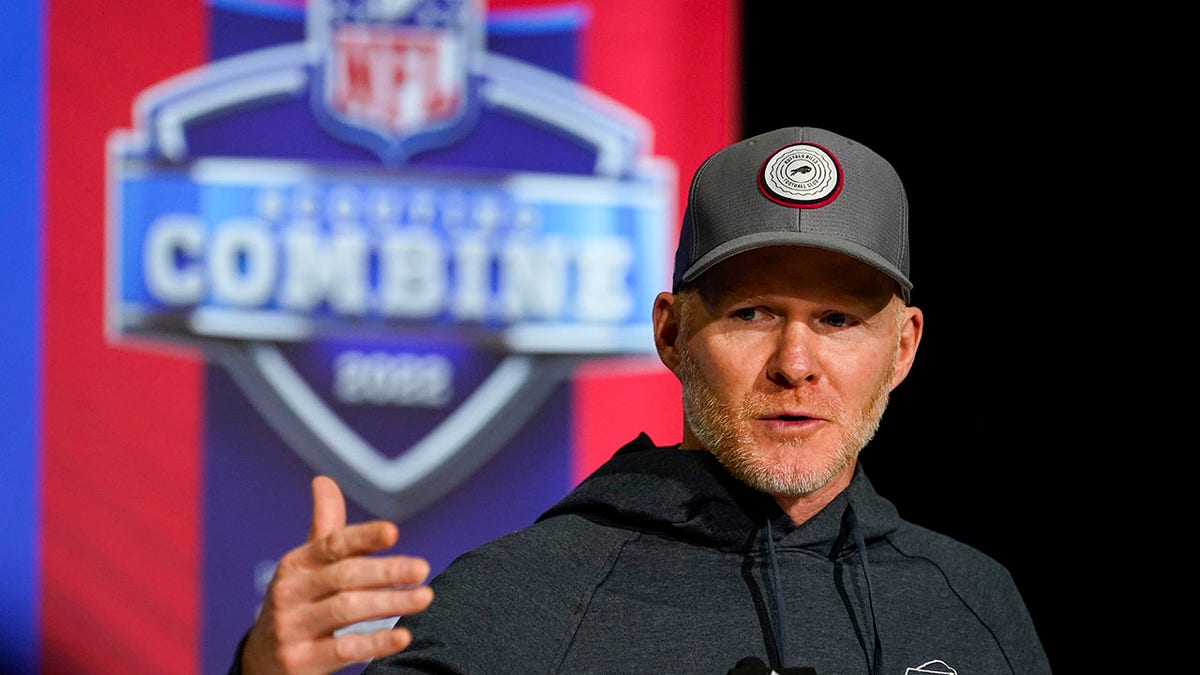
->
xmin=759 ymin=142 xmax=843 ymax=208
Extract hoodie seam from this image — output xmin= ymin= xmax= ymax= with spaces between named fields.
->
xmin=881 ymin=535 xmax=1020 ymax=675
xmin=546 ymin=529 xmax=641 ymax=674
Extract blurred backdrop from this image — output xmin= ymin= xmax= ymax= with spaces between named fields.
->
xmin=3 ymin=2 xmax=1073 ymax=673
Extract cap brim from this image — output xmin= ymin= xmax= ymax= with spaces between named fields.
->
xmin=677 ymin=232 xmax=913 ymax=302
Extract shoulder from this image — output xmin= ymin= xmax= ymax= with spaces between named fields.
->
xmin=375 ymin=513 xmax=640 ymax=672
xmin=441 ymin=511 xmax=640 ymax=588
xmin=884 ymin=521 xmax=1050 ymax=670
xmin=885 ymin=520 xmax=1025 ymax=606
xmin=887 ymin=521 xmax=1010 ymax=577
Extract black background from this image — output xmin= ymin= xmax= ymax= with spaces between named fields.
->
xmin=740 ymin=10 xmax=1100 ymax=671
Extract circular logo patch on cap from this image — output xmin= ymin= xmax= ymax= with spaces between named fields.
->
xmin=759 ymin=142 xmax=842 ymax=208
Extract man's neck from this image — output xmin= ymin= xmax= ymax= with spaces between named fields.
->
xmin=677 ymin=429 xmax=857 ymax=526
xmin=771 ymin=466 xmax=855 ymax=526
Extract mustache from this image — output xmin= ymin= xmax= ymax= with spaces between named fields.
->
xmin=740 ymin=390 xmax=846 ymax=425
xmin=675 ymin=348 xmax=845 ymax=427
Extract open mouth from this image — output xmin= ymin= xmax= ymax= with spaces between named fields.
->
xmin=766 ymin=411 xmax=818 ymax=422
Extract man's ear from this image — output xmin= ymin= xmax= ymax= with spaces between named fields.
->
xmin=890 ymin=304 xmax=924 ymax=390
xmin=652 ymin=291 xmax=682 ymax=373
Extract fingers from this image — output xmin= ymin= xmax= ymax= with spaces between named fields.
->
xmin=282 ymin=625 xmax=417 ymax=674
xmin=266 ymin=537 xmax=431 ymax=646
xmin=331 ymin=626 xmax=416 ymax=665
xmin=242 ymin=476 xmax=436 ymax=675
xmin=255 ymin=624 xmax=418 ymax=675
xmin=308 ymin=475 xmax=347 ymax=541
xmin=296 ymin=585 xmax=434 ymax=639
xmin=301 ymin=474 xmax=399 ymax=568
xmin=320 ymin=553 xmax=431 ymax=596
xmin=247 ymin=550 xmax=433 ymax=674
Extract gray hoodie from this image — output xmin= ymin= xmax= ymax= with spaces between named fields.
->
xmin=364 ymin=433 xmax=1051 ymax=674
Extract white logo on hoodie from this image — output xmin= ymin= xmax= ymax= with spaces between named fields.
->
xmin=906 ymin=660 xmax=958 ymax=675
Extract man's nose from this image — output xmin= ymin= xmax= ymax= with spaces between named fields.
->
xmin=766 ymin=321 xmax=816 ymax=387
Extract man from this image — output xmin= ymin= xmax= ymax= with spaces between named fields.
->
xmin=235 ymin=127 xmax=1051 ymax=674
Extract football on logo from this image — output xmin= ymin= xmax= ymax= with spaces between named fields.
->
xmin=759 ymin=142 xmax=842 ymax=207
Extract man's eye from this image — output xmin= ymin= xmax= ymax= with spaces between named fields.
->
xmin=733 ymin=307 xmax=759 ymax=321
xmin=823 ymin=312 xmax=852 ymax=328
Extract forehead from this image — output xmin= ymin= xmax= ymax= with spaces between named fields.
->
xmin=693 ymin=245 xmax=902 ymax=303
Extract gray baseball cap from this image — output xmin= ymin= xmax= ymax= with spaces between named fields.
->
xmin=672 ymin=126 xmax=911 ymax=302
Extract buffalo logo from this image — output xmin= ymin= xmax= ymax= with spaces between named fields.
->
xmin=759 ymin=142 xmax=842 ymax=208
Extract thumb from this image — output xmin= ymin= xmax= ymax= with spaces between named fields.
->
xmin=308 ymin=474 xmax=347 ymax=541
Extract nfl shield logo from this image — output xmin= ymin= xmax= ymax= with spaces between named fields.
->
xmin=309 ymin=0 xmax=484 ymax=163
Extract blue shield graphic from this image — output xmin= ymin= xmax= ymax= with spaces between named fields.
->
xmin=106 ymin=0 xmax=674 ymax=522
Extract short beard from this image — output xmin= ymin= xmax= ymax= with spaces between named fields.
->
xmin=677 ymin=333 xmax=895 ymax=499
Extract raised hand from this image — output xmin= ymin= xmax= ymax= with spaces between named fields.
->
xmin=240 ymin=475 xmax=434 ymax=674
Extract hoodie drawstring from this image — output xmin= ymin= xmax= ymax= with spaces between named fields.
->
xmin=764 ymin=518 xmax=793 ymax=668
xmin=765 ymin=507 xmax=884 ymax=675
xmin=845 ymin=504 xmax=883 ymax=675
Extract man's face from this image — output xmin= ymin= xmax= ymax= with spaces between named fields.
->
xmin=654 ymin=246 xmax=922 ymax=500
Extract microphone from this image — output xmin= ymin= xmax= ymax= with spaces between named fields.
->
xmin=726 ymin=656 xmax=817 ymax=675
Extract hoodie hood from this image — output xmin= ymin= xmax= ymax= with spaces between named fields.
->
xmin=538 ymin=432 xmax=902 ymax=558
